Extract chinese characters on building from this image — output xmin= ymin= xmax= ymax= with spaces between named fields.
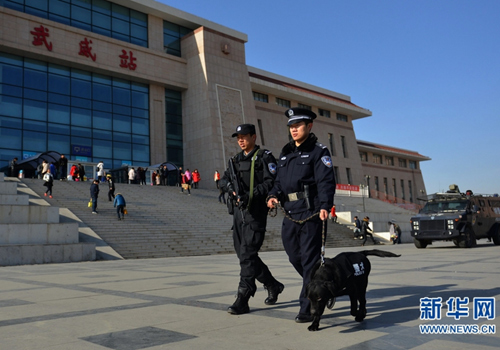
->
xmin=30 ymin=25 xmax=138 ymax=70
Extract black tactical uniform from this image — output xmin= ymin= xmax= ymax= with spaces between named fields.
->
xmin=268 ymin=108 xmax=336 ymax=321
xmin=220 ymin=124 xmax=284 ymax=315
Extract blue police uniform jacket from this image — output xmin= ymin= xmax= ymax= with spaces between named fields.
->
xmin=269 ymin=133 xmax=336 ymax=216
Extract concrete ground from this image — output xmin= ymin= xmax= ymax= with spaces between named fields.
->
xmin=0 ymin=241 xmax=499 ymax=350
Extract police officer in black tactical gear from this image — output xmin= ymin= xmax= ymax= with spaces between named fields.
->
xmin=220 ymin=123 xmax=284 ymax=315
xmin=267 ymin=108 xmax=336 ymax=323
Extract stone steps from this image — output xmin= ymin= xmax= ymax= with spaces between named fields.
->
xmin=17 ymin=177 xmax=378 ymax=259
xmin=0 ymin=174 xmax=96 ymax=266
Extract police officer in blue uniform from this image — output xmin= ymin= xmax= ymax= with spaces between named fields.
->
xmin=267 ymin=108 xmax=336 ymax=323
xmin=220 ymin=124 xmax=284 ymax=315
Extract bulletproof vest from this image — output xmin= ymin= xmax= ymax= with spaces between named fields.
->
xmin=234 ymin=149 xmax=265 ymax=193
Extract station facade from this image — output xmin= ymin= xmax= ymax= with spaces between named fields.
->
xmin=0 ymin=0 xmax=429 ymax=202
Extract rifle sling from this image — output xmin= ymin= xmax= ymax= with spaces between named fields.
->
xmin=248 ymin=151 xmax=258 ymax=210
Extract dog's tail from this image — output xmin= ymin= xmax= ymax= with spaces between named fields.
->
xmin=360 ymin=249 xmax=401 ymax=258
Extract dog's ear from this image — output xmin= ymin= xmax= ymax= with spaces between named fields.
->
xmin=324 ymin=281 xmax=336 ymax=297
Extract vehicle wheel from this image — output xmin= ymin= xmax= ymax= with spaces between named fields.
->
xmin=458 ymin=228 xmax=475 ymax=248
xmin=414 ymin=238 xmax=428 ymax=249
xmin=491 ymin=225 xmax=500 ymax=245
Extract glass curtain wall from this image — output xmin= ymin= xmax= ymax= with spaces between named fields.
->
xmin=0 ymin=52 xmax=150 ymax=170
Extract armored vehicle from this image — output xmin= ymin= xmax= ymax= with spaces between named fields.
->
xmin=410 ymin=185 xmax=500 ymax=248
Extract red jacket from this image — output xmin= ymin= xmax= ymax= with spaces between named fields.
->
xmin=192 ymin=171 xmax=201 ymax=183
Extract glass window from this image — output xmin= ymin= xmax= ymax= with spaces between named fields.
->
xmin=92 ymin=11 xmax=111 ymax=29
xmin=385 ymin=156 xmax=394 ymax=166
xmin=49 ymin=75 xmax=70 ymax=95
xmin=113 ymin=141 xmax=131 ymax=159
xmin=24 ymin=69 xmax=47 ymax=90
xmin=131 ymin=91 xmax=149 ymax=109
xmin=1 ymin=65 xmax=23 ymax=86
xmin=24 ymin=88 xmax=47 ymax=101
xmin=0 ymin=127 xmax=22 ymax=149
xmin=113 ymin=104 xmax=131 ymax=116
xmin=132 ymin=118 xmax=149 ymax=135
xmin=48 ymin=133 xmax=70 ymax=154
xmin=48 ymin=93 xmax=70 ymax=106
xmin=71 ymin=79 xmax=91 ymax=99
xmin=93 ymin=139 xmax=112 ymax=158
xmin=132 ymin=143 xmax=149 ymax=161
xmin=163 ymin=20 xmax=191 ymax=57
xmin=132 ymin=134 xmax=149 ymax=145
xmin=23 ymin=119 xmax=47 ymax=132
xmin=112 ymin=17 xmax=130 ymax=35
xmin=276 ymin=98 xmax=290 ymax=108
xmin=7 ymin=0 xmax=148 ymax=46
xmin=92 ymin=0 xmax=110 ymax=14
xmin=93 ymin=110 xmax=112 ymax=129
xmin=113 ymin=132 xmax=131 ymax=143
xmin=49 ymin=0 xmax=70 ymax=17
xmin=23 ymin=130 xmax=46 ymax=150
xmin=92 ymin=83 xmax=112 ymax=102
xmin=71 ymin=126 xmax=92 ymax=138
xmin=0 ymin=95 xmax=22 ymax=118
xmin=298 ymin=103 xmax=311 ymax=110
xmin=72 ymin=5 xmax=91 ymax=22
xmin=48 ymin=122 xmax=70 ymax=135
xmin=337 ymin=113 xmax=348 ymax=122
xmin=319 ymin=108 xmax=330 ymax=118
xmin=113 ymin=87 xmax=131 ymax=106
xmin=113 ymin=114 xmax=131 ymax=133
xmin=0 ymin=53 xmax=150 ymax=168
xmin=0 ymin=84 xmax=22 ymax=98
xmin=252 ymin=92 xmax=268 ymax=103
xmin=71 ymin=107 xmax=91 ymax=127
xmin=0 ymin=116 xmax=22 ymax=129
xmin=24 ymin=99 xmax=47 ymax=121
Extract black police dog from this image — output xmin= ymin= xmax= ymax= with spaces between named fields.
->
xmin=305 ymin=249 xmax=400 ymax=331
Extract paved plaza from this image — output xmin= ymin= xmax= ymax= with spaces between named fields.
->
xmin=0 ymin=242 xmax=499 ymax=350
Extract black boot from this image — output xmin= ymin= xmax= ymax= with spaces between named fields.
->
xmin=227 ymin=287 xmax=251 ymax=315
xmin=264 ymin=281 xmax=284 ymax=305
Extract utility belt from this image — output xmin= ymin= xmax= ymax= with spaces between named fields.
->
xmin=286 ymin=184 xmax=317 ymax=210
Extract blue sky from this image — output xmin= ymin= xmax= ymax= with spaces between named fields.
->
xmin=158 ymin=0 xmax=500 ymax=195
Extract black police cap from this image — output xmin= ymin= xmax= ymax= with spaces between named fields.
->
xmin=231 ymin=124 xmax=256 ymax=137
xmin=285 ymin=107 xmax=317 ymax=126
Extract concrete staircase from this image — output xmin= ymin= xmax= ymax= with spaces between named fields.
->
xmin=334 ymin=195 xmax=416 ymax=243
xmin=17 ymin=178 xmax=367 ymax=260
xmin=0 ymin=174 xmax=95 ymax=266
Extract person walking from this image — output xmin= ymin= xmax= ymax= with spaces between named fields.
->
xmin=78 ymin=163 xmax=86 ymax=182
xmin=220 ymin=123 xmax=284 ymax=315
xmin=113 ymin=193 xmax=126 ymax=220
xmin=214 ymin=170 xmax=221 ymax=189
xmin=43 ymin=169 xmax=54 ymax=198
xmin=192 ymin=169 xmax=201 ymax=189
xmin=70 ymin=164 xmax=79 ymax=181
xmin=137 ymin=167 xmax=148 ymax=185
xmin=9 ymin=157 xmax=18 ymax=177
xmin=90 ymin=179 xmax=100 ymax=214
xmin=107 ymin=174 xmax=115 ymax=201
xmin=96 ymin=161 xmax=105 ymax=182
xmin=58 ymin=154 xmax=68 ymax=181
xmin=361 ymin=216 xmax=377 ymax=246
xmin=353 ymin=215 xmax=362 ymax=239
xmin=128 ymin=167 xmax=136 ymax=184
xmin=266 ymin=107 xmax=336 ymax=323
xmin=180 ymin=170 xmax=191 ymax=195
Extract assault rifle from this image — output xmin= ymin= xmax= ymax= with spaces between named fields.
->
xmin=228 ymin=157 xmax=246 ymax=223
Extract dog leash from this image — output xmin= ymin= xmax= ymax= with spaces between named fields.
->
xmin=268 ymin=201 xmax=327 ymax=266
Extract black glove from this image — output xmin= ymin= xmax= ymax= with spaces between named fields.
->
xmin=237 ymin=193 xmax=249 ymax=209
